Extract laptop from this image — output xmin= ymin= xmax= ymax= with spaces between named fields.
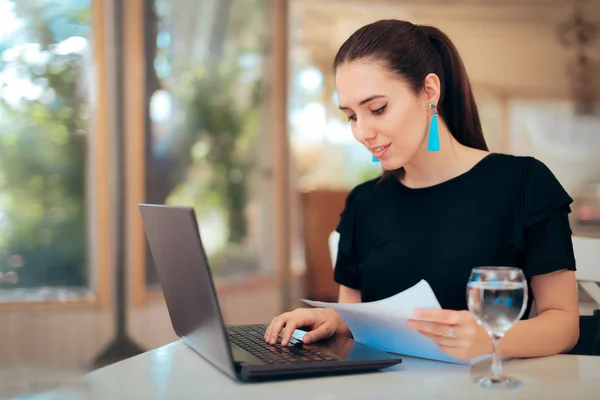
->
xmin=138 ymin=204 xmax=402 ymax=381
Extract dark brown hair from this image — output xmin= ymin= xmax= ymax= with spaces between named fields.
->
xmin=333 ymin=20 xmax=488 ymax=178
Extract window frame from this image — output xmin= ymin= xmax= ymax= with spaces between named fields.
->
xmin=0 ymin=0 xmax=112 ymax=309
xmin=127 ymin=0 xmax=292 ymax=307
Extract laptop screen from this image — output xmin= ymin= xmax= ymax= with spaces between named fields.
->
xmin=139 ymin=204 xmax=236 ymax=378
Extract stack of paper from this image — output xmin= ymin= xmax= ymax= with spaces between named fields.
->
xmin=301 ymin=280 xmax=487 ymax=365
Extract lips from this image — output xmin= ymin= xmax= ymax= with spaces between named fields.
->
xmin=370 ymin=143 xmax=391 ymax=159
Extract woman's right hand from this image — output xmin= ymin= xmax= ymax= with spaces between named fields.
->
xmin=263 ymin=307 xmax=348 ymax=347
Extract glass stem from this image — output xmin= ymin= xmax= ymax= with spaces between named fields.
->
xmin=490 ymin=335 xmax=503 ymax=381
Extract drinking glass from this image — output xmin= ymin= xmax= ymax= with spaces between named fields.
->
xmin=467 ymin=267 xmax=528 ymax=389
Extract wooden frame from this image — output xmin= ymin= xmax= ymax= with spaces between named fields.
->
xmin=0 ymin=0 xmax=111 ymax=309
xmin=123 ymin=0 xmax=147 ymax=307
xmin=127 ymin=0 xmax=292 ymax=307
xmin=91 ymin=0 xmax=111 ymax=310
xmin=271 ymin=0 xmax=292 ymax=312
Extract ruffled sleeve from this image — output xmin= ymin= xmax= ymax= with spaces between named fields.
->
xmin=333 ymin=188 xmax=361 ymax=290
xmin=511 ymin=157 xmax=576 ymax=277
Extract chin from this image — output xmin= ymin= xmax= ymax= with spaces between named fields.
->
xmin=380 ymin=157 xmax=405 ymax=172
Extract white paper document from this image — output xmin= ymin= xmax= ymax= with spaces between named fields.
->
xmin=301 ymin=280 xmax=488 ymax=365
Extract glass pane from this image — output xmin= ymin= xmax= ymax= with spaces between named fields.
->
xmin=144 ymin=0 xmax=274 ymax=287
xmin=289 ymin=61 xmax=381 ymax=191
xmin=0 ymin=0 xmax=92 ymax=295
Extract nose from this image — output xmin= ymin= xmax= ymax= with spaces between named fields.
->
xmin=354 ymin=117 xmax=377 ymax=144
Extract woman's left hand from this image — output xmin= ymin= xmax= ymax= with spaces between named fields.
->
xmin=407 ymin=309 xmax=493 ymax=360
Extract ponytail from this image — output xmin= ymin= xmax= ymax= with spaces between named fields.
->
xmin=418 ymin=25 xmax=488 ymax=151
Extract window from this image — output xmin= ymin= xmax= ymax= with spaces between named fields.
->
xmin=0 ymin=0 xmax=109 ymax=304
xmin=288 ymin=60 xmax=382 ymax=191
xmin=129 ymin=0 xmax=276 ymax=298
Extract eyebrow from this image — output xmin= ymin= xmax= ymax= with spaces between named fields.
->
xmin=339 ymin=95 xmax=386 ymax=110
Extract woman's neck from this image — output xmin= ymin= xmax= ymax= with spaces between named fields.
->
xmin=400 ymin=121 xmax=489 ymax=189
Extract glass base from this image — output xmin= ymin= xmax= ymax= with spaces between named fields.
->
xmin=474 ymin=375 xmax=522 ymax=389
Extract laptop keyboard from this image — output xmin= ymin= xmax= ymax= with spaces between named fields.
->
xmin=226 ymin=325 xmax=340 ymax=364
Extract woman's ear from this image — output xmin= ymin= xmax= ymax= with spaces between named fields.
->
xmin=423 ymin=73 xmax=441 ymax=105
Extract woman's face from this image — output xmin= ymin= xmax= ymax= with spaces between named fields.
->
xmin=336 ymin=60 xmax=431 ymax=170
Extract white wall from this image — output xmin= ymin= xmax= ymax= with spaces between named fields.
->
xmin=425 ymin=18 xmax=573 ymax=97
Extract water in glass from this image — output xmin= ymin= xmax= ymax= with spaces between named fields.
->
xmin=467 ymin=281 xmax=526 ymax=336
xmin=467 ymin=267 xmax=528 ymax=389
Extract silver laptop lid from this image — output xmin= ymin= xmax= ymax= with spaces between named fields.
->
xmin=138 ymin=204 xmax=236 ymax=378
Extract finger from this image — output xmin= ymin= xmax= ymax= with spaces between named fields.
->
xmin=302 ymin=324 xmax=333 ymax=344
xmin=437 ymin=345 xmax=470 ymax=360
xmin=418 ymin=331 xmax=463 ymax=348
xmin=264 ymin=321 xmax=272 ymax=340
xmin=264 ymin=322 xmax=273 ymax=343
xmin=281 ymin=311 xmax=316 ymax=346
xmin=413 ymin=309 xmax=463 ymax=325
xmin=266 ymin=314 xmax=288 ymax=344
xmin=407 ymin=320 xmax=452 ymax=337
xmin=264 ymin=316 xmax=283 ymax=340
xmin=437 ymin=345 xmax=459 ymax=356
xmin=280 ymin=319 xmax=300 ymax=347
xmin=264 ymin=318 xmax=277 ymax=340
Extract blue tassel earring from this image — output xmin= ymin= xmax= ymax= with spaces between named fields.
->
xmin=427 ymin=103 xmax=440 ymax=152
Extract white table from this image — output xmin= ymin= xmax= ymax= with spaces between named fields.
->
xmin=33 ymin=340 xmax=600 ymax=399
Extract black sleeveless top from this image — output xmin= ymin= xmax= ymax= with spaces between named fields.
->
xmin=333 ymin=153 xmax=576 ymax=319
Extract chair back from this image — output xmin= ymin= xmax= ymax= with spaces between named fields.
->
xmin=328 ymin=231 xmax=340 ymax=269
xmin=573 ymin=236 xmax=600 ymax=308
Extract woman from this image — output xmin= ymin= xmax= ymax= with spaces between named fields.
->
xmin=264 ymin=19 xmax=579 ymax=360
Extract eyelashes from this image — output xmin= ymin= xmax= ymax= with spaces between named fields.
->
xmin=373 ymin=104 xmax=387 ymax=115
xmin=347 ymin=103 xmax=387 ymax=122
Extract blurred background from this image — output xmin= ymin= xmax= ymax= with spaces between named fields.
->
xmin=0 ymin=0 xmax=599 ymax=396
